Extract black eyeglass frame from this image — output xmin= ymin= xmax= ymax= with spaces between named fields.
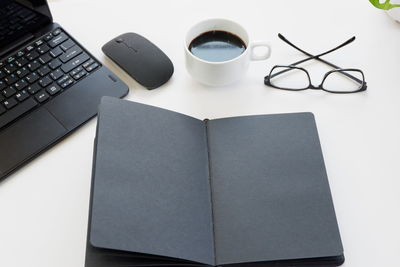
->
xmin=266 ymin=65 xmax=366 ymax=93
xmin=264 ymin=34 xmax=367 ymax=94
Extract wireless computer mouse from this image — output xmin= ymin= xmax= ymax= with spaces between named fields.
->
xmin=102 ymin=33 xmax=174 ymax=90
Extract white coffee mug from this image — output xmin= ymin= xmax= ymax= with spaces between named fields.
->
xmin=184 ymin=18 xmax=271 ymax=86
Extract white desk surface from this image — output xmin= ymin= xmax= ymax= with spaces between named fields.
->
xmin=1 ymin=0 xmax=400 ymax=266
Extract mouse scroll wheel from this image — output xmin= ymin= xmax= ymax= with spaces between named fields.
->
xmin=116 ymin=38 xmax=124 ymax=43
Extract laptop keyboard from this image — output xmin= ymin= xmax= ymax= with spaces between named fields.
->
xmin=0 ymin=28 xmax=100 ymax=129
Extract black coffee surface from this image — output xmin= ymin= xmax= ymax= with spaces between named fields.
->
xmin=189 ymin=31 xmax=246 ymax=62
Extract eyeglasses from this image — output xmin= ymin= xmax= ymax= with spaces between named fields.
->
xmin=264 ymin=34 xmax=367 ymax=94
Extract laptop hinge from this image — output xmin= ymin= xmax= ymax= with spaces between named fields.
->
xmin=0 ymin=33 xmax=35 ymax=59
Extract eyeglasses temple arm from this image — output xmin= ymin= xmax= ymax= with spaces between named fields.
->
xmin=276 ymin=34 xmax=364 ymax=84
xmin=278 ymin=33 xmax=355 ymax=59
xmin=267 ymin=35 xmax=354 ymax=79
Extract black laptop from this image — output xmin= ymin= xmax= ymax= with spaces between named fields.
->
xmin=0 ymin=0 xmax=129 ymax=180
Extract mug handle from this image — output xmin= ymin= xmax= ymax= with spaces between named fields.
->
xmin=249 ymin=41 xmax=271 ymax=61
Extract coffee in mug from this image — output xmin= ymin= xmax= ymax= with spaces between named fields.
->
xmin=189 ymin=30 xmax=246 ymax=62
xmin=185 ymin=18 xmax=271 ymax=86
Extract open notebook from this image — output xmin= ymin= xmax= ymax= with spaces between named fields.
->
xmin=85 ymin=97 xmax=344 ymax=267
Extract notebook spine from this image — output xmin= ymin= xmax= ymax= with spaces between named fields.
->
xmin=204 ymin=119 xmax=217 ymax=266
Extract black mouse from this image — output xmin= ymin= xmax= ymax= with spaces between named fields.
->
xmin=102 ymin=33 xmax=174 ymax=90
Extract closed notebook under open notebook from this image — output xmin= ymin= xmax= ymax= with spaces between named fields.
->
xmin=85 ymin=96 xmax=344 ymax=267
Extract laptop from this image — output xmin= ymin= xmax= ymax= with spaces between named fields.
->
xmin=0 ymin=0 xmax=129 ymax=181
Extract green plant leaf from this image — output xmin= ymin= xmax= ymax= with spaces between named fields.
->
xmin=369 ymin=0 xmax=400 ymax=10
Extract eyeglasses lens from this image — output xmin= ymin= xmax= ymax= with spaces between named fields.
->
xmin=269 ymin=67 xmax=310 ymax=90
xmin=322 ymin=70 xmax=364 ymax=93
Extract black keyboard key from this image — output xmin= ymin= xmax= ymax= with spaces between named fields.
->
xmin=0 ymin=81 xmax=6 ymax=90
xmin=59 ymin=46 xmax=82 ymax=63
xmin=3 ymin=97 xmax=18 ymax=109
xmin=46 ymin=84 xmax=61 ymax=96
xmin=60 ymin=78 xmax=74 ymax=88
xmin=82 ymin=59 xmax=94 ymax=69
xmin=85 ymin=63 xmax=99 ymax=72
xmin=72 ymin=70 xmax=87 ymax=80
xmin=27 ymin=83 xmax=41 ymax=94
xmin=44 ymin=33 xmax=53 ymax=41
xmin=37 ymin=65 xmax=51 ymax=76
xmin=57 ymin=75 xmax=69 ymax=84
xmin=70 ymin=66 xmax=83 ymax=76
xmin=2 ymin=86 xmax=16 ymax=97
xmin=48 ymin=32 xmax=68 ymax=48
xmin=14 ymin=79 xmax=28 ymax=90
xmin=35 ymin=90 xmax=49 ymax=103
xmin=0 ymin=97 xmax=37 ymax=129
xmin=35 ymin=39 xmax=44 ymax=46
xmin=4 ymin=63 xmax=17 ymax=74
xmin=52 ymin=28 xmax=61 ymax=36
xmin=61 ymin=53 xmax=89 ymax=73
xmin=38 ymin=76 xmax=52 ymax=87
xmin=37 ymin=44 xmax=50 ymax=54
xmin=16 ymin=67 xmax=29 ymax=78
xmin=15 ymin=57 xmax=28 ymax=67
xmin=48 ymin=58 xmax=62 ymax=70
xmin=7 ymin=56 xmax=15 ymax=63
xmin=0 ymin=70 xmax=5 ymax=79
xmin=0 ymin=105 xmax=5 ymax=115
xmin=60 ymin=39 xmax=74 ymax=51
xmin=4 ymin=74 xmax=18 ymax=85
xmin=27 ymin=60 xmax=40 ymax=71
xmin=50 ymin=69 xmax=63 ymax=80
xmin=16 ymin=50 xmax=24 ymax=57
xmin=25 ymin=72 xmax=39 ymax=83
xmin=38 ymin=53 xmax=51 ymax=64
xmin=15 ymin=90 xmax=29 ymax=102
xmin=57 ymin=75 xmax=74 ymax=88
xmin=26 ymin=44 xmax=35 ymax=52
xmin=50 ymin=47 xmax=63 ymax=58
xmin=26 ymin=51 xmax=39 ymax=60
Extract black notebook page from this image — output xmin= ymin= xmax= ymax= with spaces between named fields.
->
xmin=89 ymin=97 xmax=215 ymax=265
xmin=206 ymin=113 xmax=343 ymax=266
